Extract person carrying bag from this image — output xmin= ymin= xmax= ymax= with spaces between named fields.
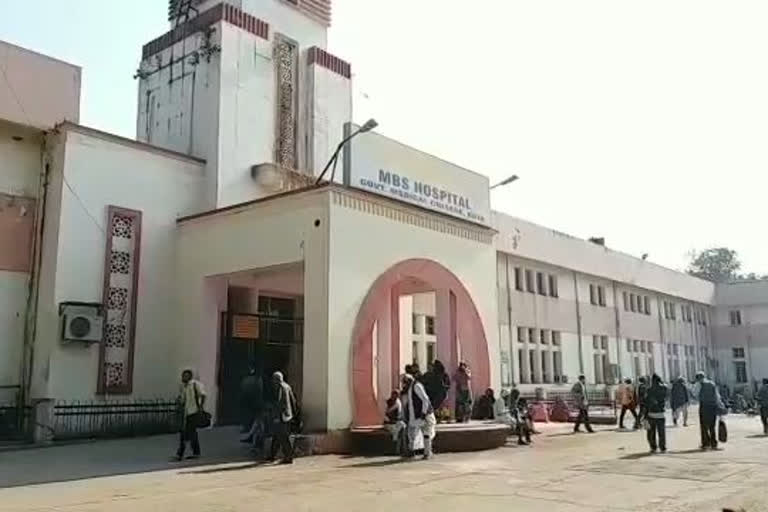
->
xmin=173 ymin=369 xmax=208 ymax=461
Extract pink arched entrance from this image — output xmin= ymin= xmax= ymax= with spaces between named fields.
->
xmin=352 ymin=259 xmax=490 ymax=426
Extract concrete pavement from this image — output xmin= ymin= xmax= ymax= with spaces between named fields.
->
xmin=1 ymin=414 xmax=768 ymax=511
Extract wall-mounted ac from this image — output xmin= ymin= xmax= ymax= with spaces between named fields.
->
xmin=60 ymin=302 xmax=105 ymax=344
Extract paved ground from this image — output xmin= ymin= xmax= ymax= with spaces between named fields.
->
xmin=1 ymin=413 xmax=768 ymax=512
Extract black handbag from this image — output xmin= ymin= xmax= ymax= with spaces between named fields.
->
xmin=718 ymin=418 xmax=728 ymax=443
xmin=194 ymin=383 xmax=212 ymax=429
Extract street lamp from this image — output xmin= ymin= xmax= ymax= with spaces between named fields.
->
xmin=315 ymin=119 xmax=379 ymax=185
xmin=490 ymin=174 xmax=519 ymax=190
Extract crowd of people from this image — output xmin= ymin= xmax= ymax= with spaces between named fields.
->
xmin=171 ymin=367 xmax=300 ymax=465
xmin=606 ymin=371 xmax=768 ymax=453
xmin=172 ymin=364 xmax=768 ymax=464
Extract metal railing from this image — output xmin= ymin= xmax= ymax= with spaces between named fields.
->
xmin=0 ymin=402 xmax=32 ymax=442
xmin=53 ymin=399 xmax=180 ymax=440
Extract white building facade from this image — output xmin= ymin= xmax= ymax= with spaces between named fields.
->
xmin=0 ymin=0 xmax=766 ymax=440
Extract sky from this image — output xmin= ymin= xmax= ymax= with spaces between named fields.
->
xmin=2 ymin=1 xmax=766 ymax=274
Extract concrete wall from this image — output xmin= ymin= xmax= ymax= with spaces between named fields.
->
xmin=194 ymin=0 xmax=328 ymax=48
xmin=0 ymin=121 xmax=42 ymax=395
xmin=307 ymin=61 xmax=352 ymax=178
xmin=0 ymin=41 xmax=80 ymax=129
xmin=713 ymin=281 xmax=768 ymax=389
xmin=175 ymin=189 xmax=329 ymax=429
xmin=30 ymin=125 xmax=206 ymax=400
xmin=328 ymin=188 xmax=498 ymax=429
xmin=493 ymin=212 xmax=715 ymax=304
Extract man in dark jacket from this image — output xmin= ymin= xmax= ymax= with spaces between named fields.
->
xmin=670 ymin=377 xmax=690 ymax=427
xmin=757 ymin=378 xmax=768 ymax=435
xmin=646 ymin=374 xmax=669 ymax=453
xmin=269 ymin=371 xmax=298 ymax=464
xmin=636 ymin=376 xmax=649 ymax=425
xmin=694 ymin=371 xmax=722 ymax=450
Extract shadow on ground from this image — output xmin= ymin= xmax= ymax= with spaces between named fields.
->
xmin=0 ymin=427 xmax=252 ymax=488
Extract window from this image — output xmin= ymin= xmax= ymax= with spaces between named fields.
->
xmin=536 ymin=272 xmax=547 ymax=295
xmin=670 ymin=303 xmax=677 ymax=320
xmin=732 ymin=347 xmax=745 ymax=359
xmin=730 ymin=310 xmax=743 ymax=326
xmin=542 ymin=351 xmax=552 ymax=383
xmin=601 ymin=335 xmax=608 ymax=350
xmin=593 ymin=353 xmax=603 ymax=384
xmin=633 ymin=356 xmax=642 ymax=378
xmin=412 ymin=314 xmax=420 ymax=334
xmin=663 ymin=301 xmax=669 ymax=319
xmin=623 ymin=292 xmax=629 ymax=311
xmin=412 ymin=341 xmax=420 ymax=366
xmin=548 ymin=274 xmax=559 ymax=298
xmin=635 ymin=340 xmax=641 ymax=352
xmin=593 ymin=335 xmax=599 ymax=349
xmin=735 ymin=361 xmax=748 ymax=384
xmin=528 ymin=328 xmax=536 ymax=344
xmin=630 ymin=294 xmax=637 ymax=312
xmin=589 ymin=284 xmax=597 ymax=305
xmin=644 ymin=296 xmax=651 ymax=315
xmin=598 ymin=286 xmax=606 ymax=306
xmin=647 ymin=341 xmax=653 ymax=354
xmin=518 ymin=349 xmax=528 ymax=383
xmin=552 ymin=331 xmax=561 ymax=346
xmin=525 ymin=270 xmax=535 ymax=293
xmin=426 ymin=342 xmax=436 ymax=366
xmin=529 ymin=350 xmax=538 ymax=383
xmin=517 ymin=326 xmax=526 ymax=343
xmin=514 ymin=267 xmax=523 ymax=291
xmin=640 ymin=340 xmax=646 ymax=352
xmin=540 ymin=329 xmax=549 ymax=344
xmin=425 ymin=316 xmax=435 ymax=335
xmin=626 ymin=339 xmax=633 ymax=352
xmin=553 ymin=351 xmax=563 ymax=379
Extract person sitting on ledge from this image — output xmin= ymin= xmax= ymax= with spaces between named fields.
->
xmin=384 ymin=390 xmax=406 ymax=456
xmin=475 ymin=388 xmax=496 ymax=420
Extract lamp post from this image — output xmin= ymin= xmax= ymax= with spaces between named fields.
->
xmin=490 ymin=174 xmax=519 ymax=190
xmin=315 ymin=119 xmax=378 ymax=185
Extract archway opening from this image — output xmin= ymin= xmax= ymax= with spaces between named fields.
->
xmin=351 ymin=259 xmax=490 ymax=427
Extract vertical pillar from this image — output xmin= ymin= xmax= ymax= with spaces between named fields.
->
xmin=376 ymin=288 xmax=392 ymax=412
xmin=303 ymin=224 xmax=330 ymax=431
xmin=436 ymin=288 xmax=458 ymax=411
xmin=390 ymin=289 xmax=401 ymax=392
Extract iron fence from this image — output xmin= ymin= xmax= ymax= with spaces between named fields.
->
xmin=53 ymin=399 xmax=180 ymax=440
xmin=0 ymin=402 xmax=32 ymax=442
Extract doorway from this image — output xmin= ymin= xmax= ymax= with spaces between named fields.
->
xmin=216 ymin=295 xmax=303 ymax=425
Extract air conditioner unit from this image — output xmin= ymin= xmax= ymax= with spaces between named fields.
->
xmin=63 ymin=314 xmax=104 ymax=343
xmin=59 ymin=302 xmax=105 ymax=344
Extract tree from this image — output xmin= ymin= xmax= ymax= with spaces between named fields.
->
xmin=687 ymin=248 xmax=742 ymax=282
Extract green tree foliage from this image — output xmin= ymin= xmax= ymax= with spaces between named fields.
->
xmin=687 ymin=248 xmax=766 ymax=282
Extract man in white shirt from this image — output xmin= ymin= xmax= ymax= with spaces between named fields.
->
xmin=173 ymin=369 xmax=206 ymax=461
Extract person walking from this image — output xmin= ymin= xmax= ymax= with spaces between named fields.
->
xmin=757 ymin=378 xmax=768 ymax=435
xmin=571 ymin=375 xmax=594 ymax=433
xmin=646 ymin=374 xmax=669 ymax=453
xmin=454 ymin=362 xmax=473 ymax=423
xmin=694 ymin=371 xmax=722 ymax=450
xmin=268 ymin=371 xmax=298 ymax=464
xmin=617 ymin=378 xmax=638 ymax=429
xmin=636 ymin=376 xmax=649 ymax=428
xmin=670 ymin=377 xmax=690 ymax=427
xmin=401 ymin=373 xmax=437 ymax=459
xmin=173 ymin=369 xmax=207 ymax=461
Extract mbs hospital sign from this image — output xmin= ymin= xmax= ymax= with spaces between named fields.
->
xmin=344 ymin=125 xmax=492 ymax=227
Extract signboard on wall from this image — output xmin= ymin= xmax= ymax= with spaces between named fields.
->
xmin=231 ymin=314 xmax=260 ymax=340
xmin=343 ymin=124 xmax=492 ymax=226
